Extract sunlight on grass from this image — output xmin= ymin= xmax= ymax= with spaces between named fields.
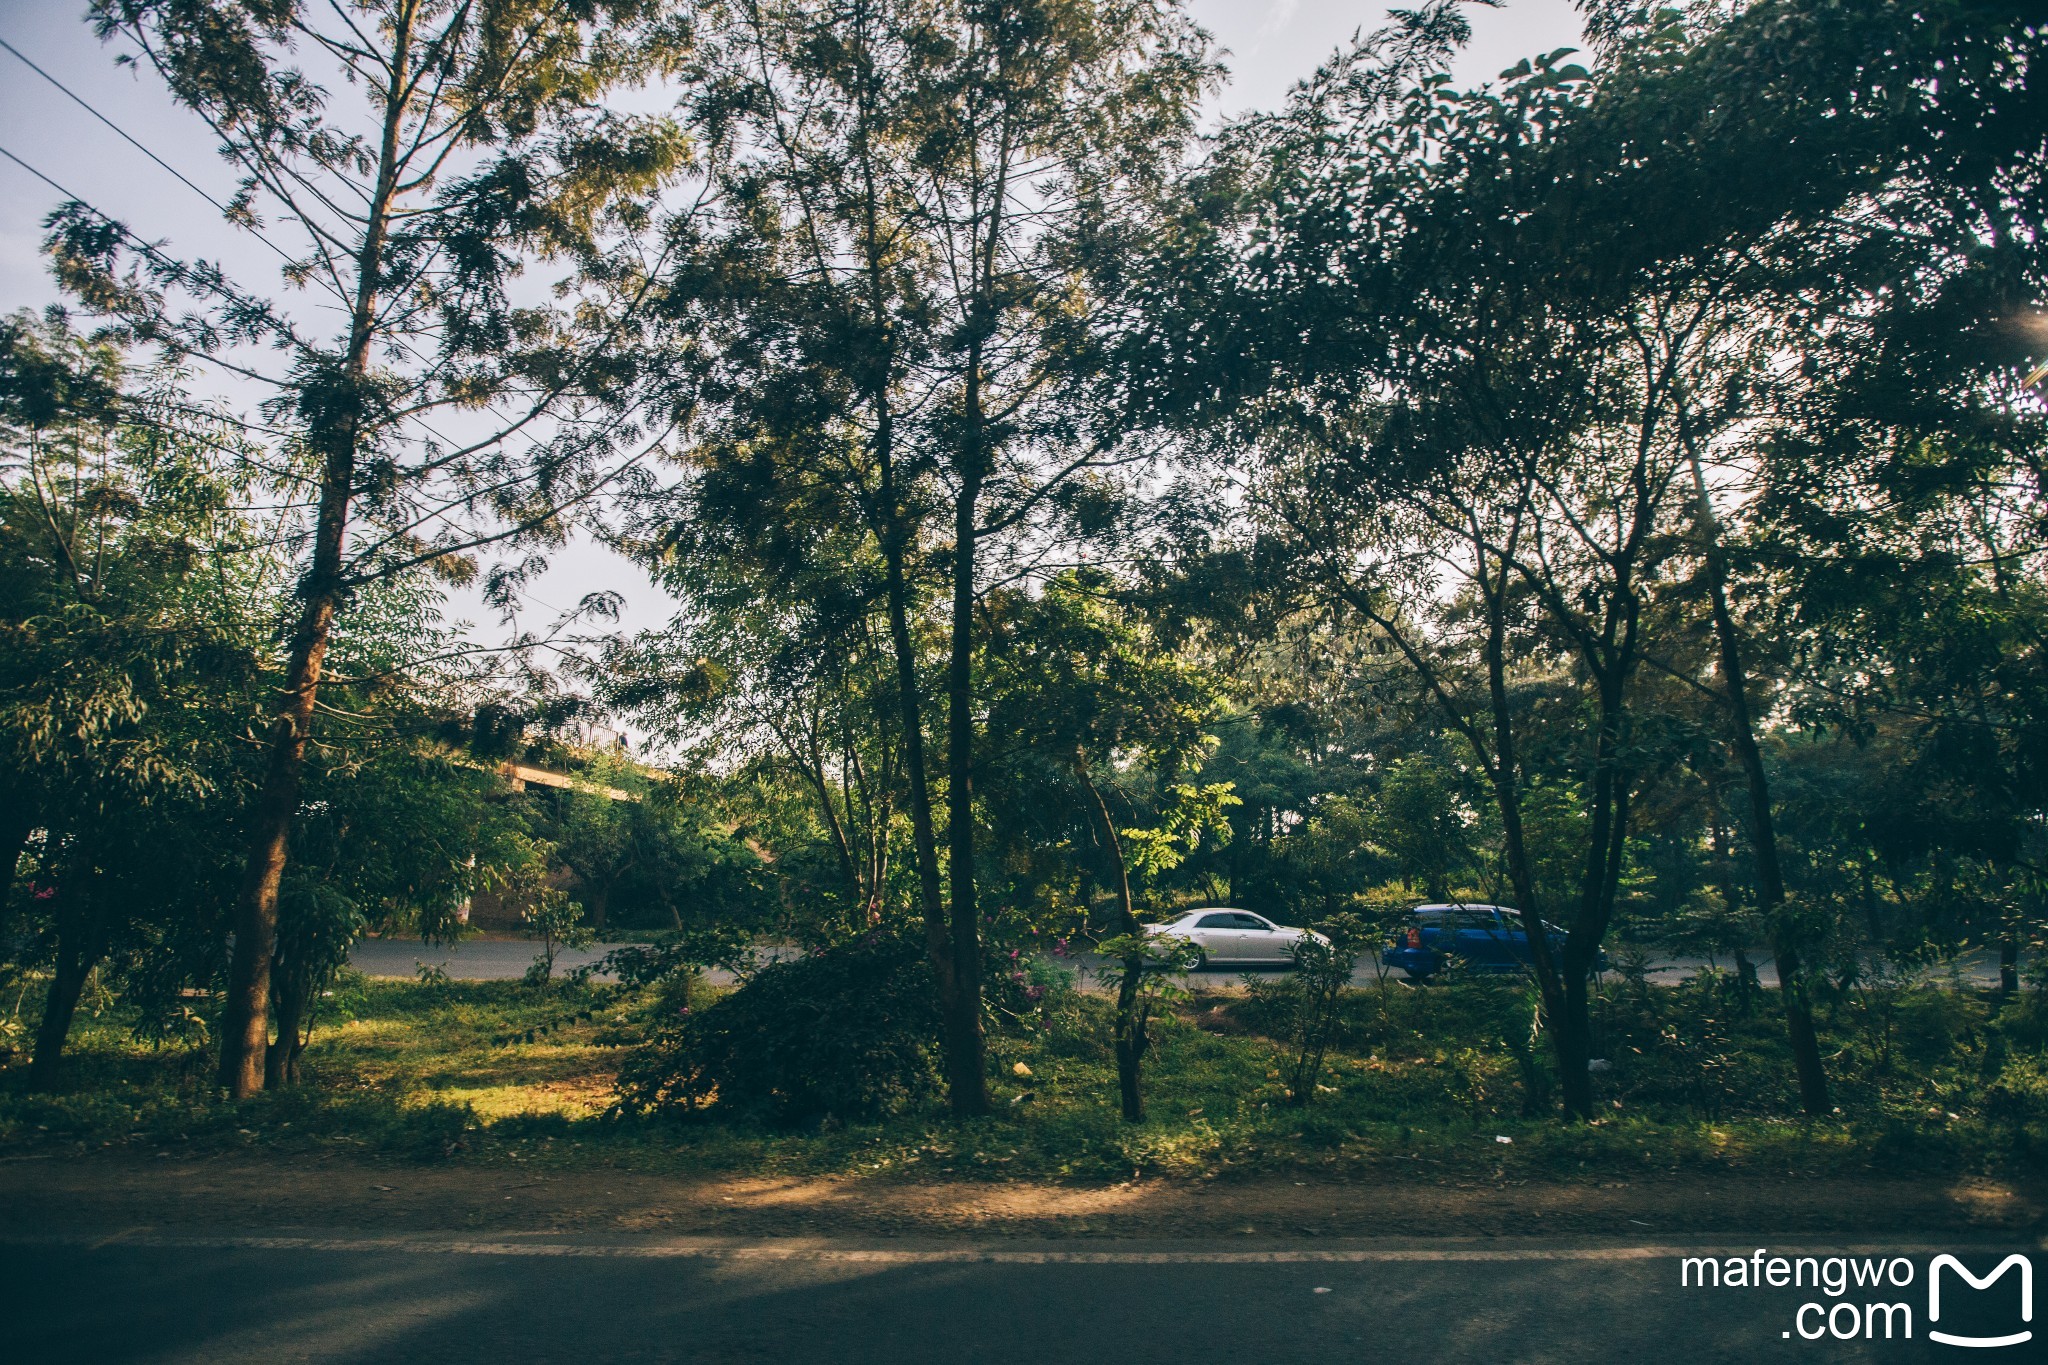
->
xmin=2 ymin=975 xmax=2042 ymax=1189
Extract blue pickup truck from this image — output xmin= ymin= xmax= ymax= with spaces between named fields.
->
xmin=1381 ymin=903 xmax=1604 ymax=980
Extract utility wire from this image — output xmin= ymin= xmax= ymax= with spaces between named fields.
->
xmin=5 ymin=118 xmax=560 ymax=544
xmin=3 ymin=138 xmax=482 ymax=464
xmin=0 ymin=33 xmax=296 ymax=266
xmin=3 ymin=48 xmax=621 ymax=477
xmin=0 ymin=141 xmax=102 ymax=215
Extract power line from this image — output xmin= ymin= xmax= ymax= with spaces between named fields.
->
xmin=3 ymin=140 xmax=486 ymax=454
xmin=0 ymin=33 xmax=296 ymax=266
xmin=4 ymin=44 xmax=660 ymax=480
xmin=0 ymin=140 xmax=99 ymax=212
xmin=4 ymin=129 xmax=562 ymax=528
xmin=0 ymin=139 xmax=298 ymax=361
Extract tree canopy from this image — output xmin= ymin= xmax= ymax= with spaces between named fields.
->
xmin=3 ymin=0 xmax=2044 ymax=1133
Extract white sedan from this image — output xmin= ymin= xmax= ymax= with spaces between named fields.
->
xmin=1143 ymin=908 xmax=1330 ymax=968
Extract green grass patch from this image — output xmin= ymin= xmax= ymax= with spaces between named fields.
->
xmin=2 ymin=969 xmax=2043 ymax=1185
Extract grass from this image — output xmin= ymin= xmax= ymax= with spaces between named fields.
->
xmin=2 ymin=966 xmax=2044 ymax=1188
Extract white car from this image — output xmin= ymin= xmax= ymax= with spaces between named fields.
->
xmin=1143 ymin=908 xmax=1330 ymax=969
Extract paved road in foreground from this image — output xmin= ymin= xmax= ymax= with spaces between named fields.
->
xmin=347 ymin=936 xmax=2008 ymax=990
xmin=2 ymin=1230 xmax=2038 ymax=1363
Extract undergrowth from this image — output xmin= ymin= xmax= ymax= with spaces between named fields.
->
xmin=2 ymin=967 xmax=2043 ymax=1185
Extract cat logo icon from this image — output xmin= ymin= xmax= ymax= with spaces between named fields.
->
xmin=1928 ymin=1254 xmax=2032 ymax=1349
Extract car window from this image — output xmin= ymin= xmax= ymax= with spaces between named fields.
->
xmin=1195 ymin=913 xmax=1237 ymax=929
xmin=1232 ymin=913 xmax=1270 ymax=931
xmin=1448 ymin=911 xmax=1499 ymax=930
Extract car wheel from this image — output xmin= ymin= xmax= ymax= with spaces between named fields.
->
xmin=1188 ymin=947 xmax=1207 ymax=971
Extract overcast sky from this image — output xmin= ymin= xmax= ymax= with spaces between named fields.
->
xmin=0 ymin=0 xmax=1584 ymax=649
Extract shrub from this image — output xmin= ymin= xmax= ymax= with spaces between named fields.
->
xmin=611 ymin=933 xmax=941 ymax=1126
xmin=1984 ymin=1055 xmax=2048 ymax=1150
xmin=1993 ymin=992 xmax=2048 ymax=1052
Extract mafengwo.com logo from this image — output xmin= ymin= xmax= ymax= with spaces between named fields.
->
xmin=1679 ymin=1248 xmax=2033 ymax=1347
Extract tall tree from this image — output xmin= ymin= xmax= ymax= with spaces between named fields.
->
xmin=57 ymin=0 xmax=684 ymax=1095
xmin=981 ymin=569 xmax=1228 ymax=1119
xmin=0 ymin=310 xmax=274 ymax=1087
xmin=625 ymin=0 xmax=1214 ymax=1112
xmin=1115 ymin=0 xmax=2048 ymax=1118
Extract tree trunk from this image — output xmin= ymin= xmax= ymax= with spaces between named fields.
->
xmin=29 ymin=865 xmax=101 ymax=1092
xmin=1688 ymin=449 xmax=1830 ymax=1115
xmin=1473 ymin=534 xmax=1577 ymax=1115
xmin=811 ymin=770 xmax=863 ymax=907
xmin=1554 ymin=673 xmax=1633 ymax=1121
xmin=1113 ymin=959 xmax=1147 ymax=1123
xmin=1080 ymin=764 xmax=1147 ymax=1123
xmin=1706 ymin=804 xmax=1758 ymax=1014
xmin=1733 ymin=946 xmax=1758 ymax=1015
xmin=219 ymin=583 xmax=340 ymax=1097
xmin=30 ymin=949 xmax=94 ymax=1092
xmin=265 ymin=970 xmax=310 ymax=1089
xmin=1226 ymin=824 xmax=1241 ymax=906
xmin=875 ymin=416 xmax=964 ymax=1094
xmin=217 ymin=13 xmax=414 ymax=1098
xmin=941 ymin=469 xmax=989 ymax=1116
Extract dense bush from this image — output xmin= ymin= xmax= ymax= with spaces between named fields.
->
xmin=1984 ymin=1055 xmax=2048 ymax=1152
xmin=611 ymin=934 xmax=941 ymax=1126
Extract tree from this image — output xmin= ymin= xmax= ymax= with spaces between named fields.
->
xmin=623 ymin=0 xmax=1215 ymax=1112
xmin=0 ymin=310 xmax=274 ymax=1087
xmin=59 ymin=0 xmax=686 ymax=1095
xmin=980 ymin=570 xmax=1229 ymax=1120
xmin=1374 ymin=754 xmax=1477 ymax=902
xmin=1113 ymin=0 xmax=2048 ymax=1119
xmin=595 ymin=536 xmax=913 ymax=935
xmin=266 ymin=662 xmax=528 ymax=1083
xmin=1589 ymin=0 xmax=2048 ymax=1101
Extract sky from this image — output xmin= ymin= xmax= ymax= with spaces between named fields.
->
xmin=0 ymin=0 xmax=1585 ymax=650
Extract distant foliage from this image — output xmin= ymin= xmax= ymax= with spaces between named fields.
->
xmin=612 ymin=935 xmax=941 ymax=1126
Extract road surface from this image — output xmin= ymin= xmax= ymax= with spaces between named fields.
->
xmin=349 ymin=937 xmax=621 ymax=981
xmin=2 ymin=1229 xmax=2037 ymax=1363
xmin=348 ymin=937 xmax=2008 ymax=990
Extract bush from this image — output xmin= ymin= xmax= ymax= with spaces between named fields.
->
xmin=611 ymin=933 xmax=941 ymax=1126
xmin=1984 ymin=1055 xmax=2048 ymax=1149
xmin=1993 ymin=992 xmax=2048 ymax=1052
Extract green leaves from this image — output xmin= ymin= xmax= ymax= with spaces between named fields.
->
xmin=1121 ymin=781 xmax=1239 ymax=882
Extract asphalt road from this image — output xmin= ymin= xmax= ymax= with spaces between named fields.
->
xmin=348 ymin=937 xmax=621 ymax=981
xmin=347 ymin=936 xmax=2009 ymax=990
xmin=2 ymin=1231 xmax=2037 ymax=1363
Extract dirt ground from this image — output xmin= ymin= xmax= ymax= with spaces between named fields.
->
xmin=2 ymin=1150 xmax=2041 ymax=1242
